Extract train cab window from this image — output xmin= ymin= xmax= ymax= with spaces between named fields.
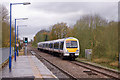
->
xmin=54 ymin=42 xmax=59 ymax=49
xmin=60 ymin=42 xmax=64 ymax=50
xmin=66 ymin=41 xmax=78 ymax=48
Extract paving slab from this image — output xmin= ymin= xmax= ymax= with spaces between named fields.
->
xmin=1 ymin=56 xmax=33 ymax=78
xmin=0 ymin=55 xmax=57 ymax=79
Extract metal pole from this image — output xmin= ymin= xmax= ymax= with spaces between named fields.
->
xmin=8 ymin=2 xmax=30 ymax=72
xmin=9 ymin=3 xmax=12 ymax=72
xmin=14 ymin=19 xmax=16 ymax=61
xmin=17 ymin=26 xmax=19 ymax=56
xmin=25 ymin=43 xmax=27 ymax=55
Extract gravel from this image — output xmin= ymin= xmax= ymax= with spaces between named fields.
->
xmin=33 ymin=48 xmax=109 ymax=79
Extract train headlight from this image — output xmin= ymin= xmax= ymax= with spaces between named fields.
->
xmin=66 ymin=50 xmax=69 ymax=54
xmin=76 ymin=49 xmax=79 ymax=52
xmin=76 ymin=50 xmax=79 ymax=53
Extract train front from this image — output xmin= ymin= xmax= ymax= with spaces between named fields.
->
xmin=64 ymin=38 xmax=79 ymax=58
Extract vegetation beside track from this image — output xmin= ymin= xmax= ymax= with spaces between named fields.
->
xmin=76 ymin=58 xmax=119 ymax=70
xmin=32 ymin=14 xmax=118 ymax=70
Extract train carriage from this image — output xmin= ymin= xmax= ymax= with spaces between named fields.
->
xmin=37 ymin=37 xmax=79 ymax=60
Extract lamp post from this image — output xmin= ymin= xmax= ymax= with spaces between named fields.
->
xmin=17 ymin=25 xmax=18 ymax=56
xmin=9 ymin=2 xmax=30 ymax=72
xmin=17 ymin=25 xmax=27 ymax=56
xmin=16 ymin=18 xmax=28 ymax=57
xmin=14 ymin=19 xmax=17 ymax=61
xmin=14 ymin=18 xmax=28 ymax=61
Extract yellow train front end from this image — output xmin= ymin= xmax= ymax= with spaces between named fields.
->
xmin=64 ymin=38 xmax=79 ymax=59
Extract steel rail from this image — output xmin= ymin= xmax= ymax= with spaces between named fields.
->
xmin=33 ymin=48 xmax=120 ymax=79
xmin=70 ymin=61 xmax=119 ymax=80
xmin=34 ymin=50 xmax=77 ymax=80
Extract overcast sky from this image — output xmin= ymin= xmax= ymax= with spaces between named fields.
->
xmin=1 ymin=0 xmax=119 ymax=41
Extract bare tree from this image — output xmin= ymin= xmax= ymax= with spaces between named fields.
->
xmin=1 ymin=4 xmax=9 ymax=22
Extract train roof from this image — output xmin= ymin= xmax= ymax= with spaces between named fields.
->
xmin=38 ymin=37 xmax=78 ymax=44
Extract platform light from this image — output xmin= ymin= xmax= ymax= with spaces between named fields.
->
xmin=23 ymin=2 xmax=31 ymax=5
xmin=9 ymin=2 xmax=30 ymax=71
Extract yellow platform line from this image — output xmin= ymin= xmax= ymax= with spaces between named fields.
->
xmin=28 ymin=56 xmax=43 ymax=79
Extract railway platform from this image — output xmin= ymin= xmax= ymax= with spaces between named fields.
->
xmin=1 ymin=55 xmax=57 ymax=80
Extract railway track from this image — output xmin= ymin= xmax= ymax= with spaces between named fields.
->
xmin=71 ymin=61 xmax=119 ymax=80
xmin=35 ymin=51 xmax=77 ymax=80
xmin=31 ymin=48 xmax=119 ymax=79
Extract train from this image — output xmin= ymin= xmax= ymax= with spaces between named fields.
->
xmin=37 ymin=37 xmax=80 ymax=60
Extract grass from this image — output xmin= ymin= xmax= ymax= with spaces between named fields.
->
xmin=92 ymin=58 xmax=118 ymax=70
xmin=32 ymin=43 xmax=37 ymax=48
xmin=109 ymin=61 xmax=118 ymax=67
xmin=32 ymin=44 xmax=37 ymax=48
xmin=77 ymin=57 xmax=119 ymax=70
xmin=92 ymin=58 xmax=112 ymax=64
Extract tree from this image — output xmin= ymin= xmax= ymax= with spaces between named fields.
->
xmin=1 ymin=5 xmax=15 ymax=47
xmin=32 ymin=29 xmax=50 ymax=47
xmin=1 ymin=4 xmax=9 ymax=22
xmin=72 ymin=14 xmax=108 ymax=57
xmin=50 ymin=22 xmax=68 ymax=40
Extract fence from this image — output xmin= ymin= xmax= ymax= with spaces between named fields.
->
xmin=0 ymin=47 xmax=14 ymax=65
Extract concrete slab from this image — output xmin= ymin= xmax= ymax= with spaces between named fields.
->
xmin=1 ymin=55 xmax=57 ymax=79
xmin=1 ymin=56 xmax=33 ymax=78
xmin=28 ymin=56 xmax=57 ymax=79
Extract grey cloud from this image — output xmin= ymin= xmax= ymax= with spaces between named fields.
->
xmin=29 ymin=2 xmax=117 ymax=15
xmin=19 ymin=2 xmax=118 ymax=40
xmin=28 ymin=2 xmax=118 ymax=22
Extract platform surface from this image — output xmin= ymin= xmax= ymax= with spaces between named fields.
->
xmin=1 ymin=56 xmax=57 ymax=79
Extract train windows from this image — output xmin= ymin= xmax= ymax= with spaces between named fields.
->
xmin=49 ymin=43 xmax=51 ymax=48
xmin=51 ymin=43 xmax=53 ymax=48
xmin=45 ymin=44 xmax=46 ymax=48
xmin=46 ymin=43 xmax=49 ymax=48
xmin=45 ymin=43 xmax=47 ymax=48
xmin=39 ymin=44 xmax=42 ymax=47
xmin=49 ymin=43 xmax=53 ymax=48
xmin=54 ymin=42 xmax=57 ymax=49
xmin=46 ymin=43 xmax=48 ymax=48
xmin=54 ymin=42 xmax=59 ymax=49
xmin=66 ymin=41 xmax=78 ymax=48
xmin=60 ymin=42 xmax=64 ymax=50
xmin=43 ymin=44 xmax=45 ymax=48
xmin=41 ymin=44 xmax=43 ymax=47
